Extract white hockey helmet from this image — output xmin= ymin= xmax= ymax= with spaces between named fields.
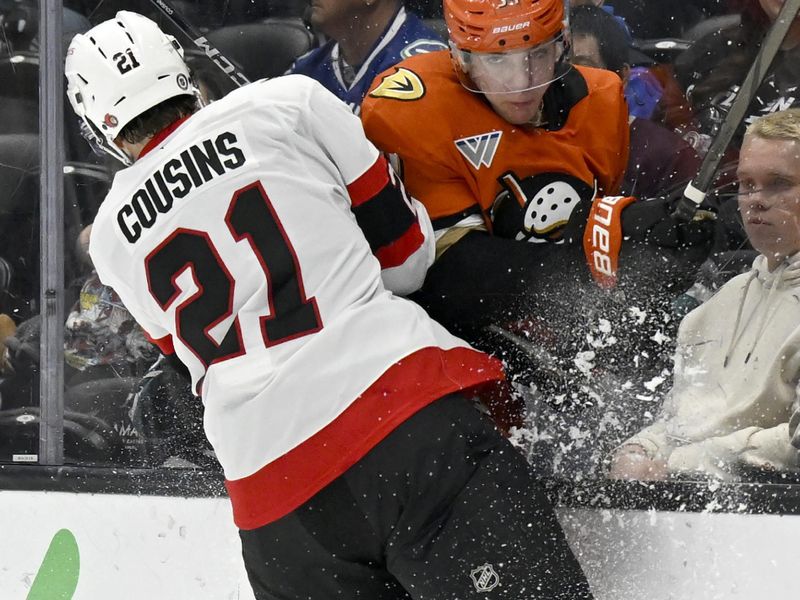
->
xmin=65 ymin=11 xmax=200 ymax=164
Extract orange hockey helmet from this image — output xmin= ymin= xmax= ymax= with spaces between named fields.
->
xmin=444 ymin=0 xmax=570 ymax=95
xmin=445 ymin=0 xmax=565 ymax=54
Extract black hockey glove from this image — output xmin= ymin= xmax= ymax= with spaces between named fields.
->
xmin=620 ymin=195 xmax=717 ymax=248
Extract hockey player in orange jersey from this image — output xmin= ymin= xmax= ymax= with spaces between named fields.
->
xmin=361 ymin=0 xmax=713 ymax=340
xmin=363 ymin=0 xmax=628 ymax=227
xmin=361 ymin=0 xmax=636 ymax=331
xmin=362 ymin=1 xmax=716 ymax=476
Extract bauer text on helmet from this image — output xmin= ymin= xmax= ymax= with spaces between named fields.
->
xmin=445 ymin=0 xmax=565 ymax=52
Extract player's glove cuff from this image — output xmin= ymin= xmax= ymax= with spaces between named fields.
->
xmin=582 ymin=195 xmax=637 ymax=289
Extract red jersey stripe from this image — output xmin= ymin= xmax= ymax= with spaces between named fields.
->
xmin=347 ymin=156 xmax=390 ymax=207
xmin=139 ymin=116 xmax=191 ymax=159
xmin=225 ymin=345 xmax=505 ymax=530
xmin=374 ymin=220 xmax=425 ymax=268
xmin=143 ymin=330 xmax=175 ymax=355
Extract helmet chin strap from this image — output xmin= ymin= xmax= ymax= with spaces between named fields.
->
xmin=112 ymin=141 xmax=136 ymax=166
xmin=102 ymin=132 xmax=134 ymax=166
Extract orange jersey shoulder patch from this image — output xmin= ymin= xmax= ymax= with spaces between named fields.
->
xmin=369 ymin=67 xmax=426 ymax=101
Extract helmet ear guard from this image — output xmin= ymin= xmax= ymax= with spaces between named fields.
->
xmin=77 ymin=114 xmax=134 ymax=165
xmin=69 ymin=86 xmax=135 ymax=164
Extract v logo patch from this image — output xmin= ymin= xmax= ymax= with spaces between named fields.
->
xmin=454 ymin=132 xmax=502 ymax=170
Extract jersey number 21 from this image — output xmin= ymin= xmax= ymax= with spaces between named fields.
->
xmin=145 ymin=181 xmax=322 ymax=367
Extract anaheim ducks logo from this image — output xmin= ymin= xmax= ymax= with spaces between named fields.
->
xmin=491 ymin=171 xmax=595 ymax=243
xmin=369 ymin=67 xmax=425 ymax=101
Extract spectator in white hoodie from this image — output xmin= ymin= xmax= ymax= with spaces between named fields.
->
xmin=610 ymin=108 xmax=800 ymax=482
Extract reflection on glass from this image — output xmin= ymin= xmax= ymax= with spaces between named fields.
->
xmin=0 ymin=1 xmax=42 ymax=464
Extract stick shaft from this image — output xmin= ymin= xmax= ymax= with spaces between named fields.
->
xmin=150 ymin=0 xmax=250 ymax=88
xmin=696 ymin=0 xmax=800 ymax=192
xmin=673 ymin=0 xmax=800 ymax=221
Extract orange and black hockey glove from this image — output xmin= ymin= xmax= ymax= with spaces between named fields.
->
xmin=579 ymin=195 xmax=716 ymax=291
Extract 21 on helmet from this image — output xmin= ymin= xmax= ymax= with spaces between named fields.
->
xmin=444 ymin=0 xmax=570 ymax=94
xmin=64 ymin=11 xmax=201 ymax=165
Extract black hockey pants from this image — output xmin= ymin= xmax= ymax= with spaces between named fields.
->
xmin=239 ymin=393 xmax=594 ymax=599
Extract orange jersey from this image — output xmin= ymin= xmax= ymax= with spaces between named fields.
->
xmin=361 ymin=51 xmax=629 ymax=231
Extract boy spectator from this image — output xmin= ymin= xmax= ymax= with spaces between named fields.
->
xmin=610 ymin=108 xmax=800 ymax=482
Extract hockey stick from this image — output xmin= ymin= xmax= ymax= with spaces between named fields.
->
xmin=671 ymin=0 xmax=800 ymax=222
xmin=484 ymin=324 xmax=568 ymax=379
xmin=149 ymin=0 xmax=251 ymax=88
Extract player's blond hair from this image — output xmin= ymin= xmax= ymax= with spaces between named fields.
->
xmin=746 ymin=108 xmax=800 ymax=143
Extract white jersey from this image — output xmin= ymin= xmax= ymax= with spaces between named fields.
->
xmin=90 ymin=76 xmax=503 ymax=529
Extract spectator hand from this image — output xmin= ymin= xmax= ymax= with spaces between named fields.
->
xmin=608 ymin=445 xmax=669 ymax=481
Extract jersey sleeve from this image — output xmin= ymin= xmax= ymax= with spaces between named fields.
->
xmin=306 ymin=81 xmax=434 ymax=294
xmin=306 ymin=79 xmax=380 ymax=187
xmin=361 ymin=91 xmax=483 ymax=229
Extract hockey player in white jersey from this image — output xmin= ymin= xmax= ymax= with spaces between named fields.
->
xmin=64 ymin=12 xmax=593 ymax=599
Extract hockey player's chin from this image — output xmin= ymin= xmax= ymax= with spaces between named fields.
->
xmin=490 ymin=98 xmax=542 ymax=126
xmin=503 ymin=104 xmax=540 ymax=125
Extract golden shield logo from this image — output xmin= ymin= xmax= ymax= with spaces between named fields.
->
xmin=369 ymin=68 xmax=425 ymax=101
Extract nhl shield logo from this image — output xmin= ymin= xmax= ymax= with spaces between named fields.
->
xmin=470 ymin=563 xmax=500 ymax=593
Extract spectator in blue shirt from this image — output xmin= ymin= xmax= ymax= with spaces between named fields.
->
xmin=288 ymin=0 xmax=445 ymax=114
